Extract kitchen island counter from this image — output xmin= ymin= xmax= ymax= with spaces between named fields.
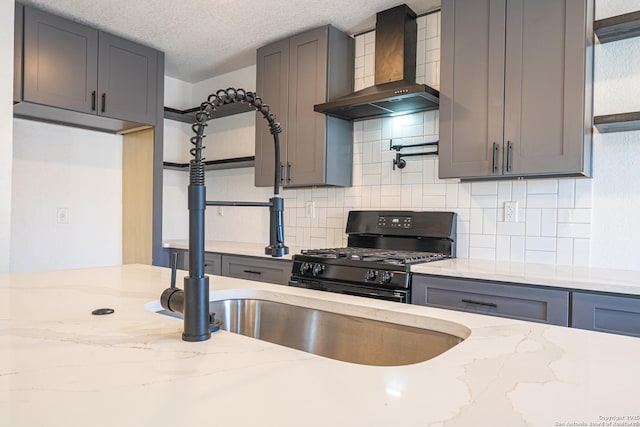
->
xmin=1 ymin=265 xmax=639 ymax=426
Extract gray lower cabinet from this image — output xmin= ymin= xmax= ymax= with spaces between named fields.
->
xmin=254 ymin=25 xmax=354 ymax=188
xmin=221 ymin=255 xmax=292 ymax=285
xmin=572 ymin=292 xmax=640 ymax=338
xmin=16 ymin=4 xmax=158 ymax=126
xmin=167 ymin=250 xmax=222 ymax=276
xmin=412 ymin=274 xmax=570 ymax=326
xmin=439 ymin=0 xmax=593 ymax=179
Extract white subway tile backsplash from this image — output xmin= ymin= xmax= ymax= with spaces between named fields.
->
xmin=526 ymin=236 xmax=556 ymax=252
xmin=253 ymin=12 xmax=594 ymax=268
xmin=558 ymin=223 xmax=592 ymax=239
xmin=496 ymin=235 xmax=511 ymax=261
xmin=422 ymin=195 xmax=446 ymax=208
xmin=426 ymin=12 xmax=439 ymax=38
xmin=446 ymin=184 xmax=458 ymax=208
xmin=557 ymin=208 xmax=592 ymax=224
xmin=574 ymin=179 xmax=593 ymax=208
xmin=456 ymin=233 xmax=470 ymax=258
xmin=527 ymin=179 xmax=558 ymax=194
xmin=471 ymin=181 xmax=498 ymax=196
xmin=558 ymin=179 xmax=576 ymax=208
xmin=483 ymin=209 xmax=498 ymax=235
xmin=525 ymin=208 xmax=541 ymax=236
xmin=556 ymin=238 xmax=573 ymax=266
xmin=540 ymin=209 xmax=557 ymax=237
xmin=526 ymin=194 xmax=558 ymax=209
xmin=469 ymin=247 xmax=496 ymax=260
xmin=471 ymin=195 xmax=498 ymax=208
xmin=510 ymin=236 xmax=526 ymax=262
xmin=497 ymin=222 xmax=526 ymax=236
xmin=525 ymin=250 xmax=556 ymax=265
xmin=470 ymin=208 xmax=483 ymax=234
xmin=573 ymin=238 xmax=591 ymax=267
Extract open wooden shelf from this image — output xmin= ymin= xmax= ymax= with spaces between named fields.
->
xmin=594 ymin=112 xmax=640 ymax=133
xmin=163 ymin=103 xmax=255 ymax=124
xmin=163 ymin=156 xmax=255 ymax=171
xmin=594 ymin=10 xmax=640 ymax=44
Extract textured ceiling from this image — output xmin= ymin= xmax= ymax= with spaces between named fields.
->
xmin=20 ymin=0 xmax=440 ymax=83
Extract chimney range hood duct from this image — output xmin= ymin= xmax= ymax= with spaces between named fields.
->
xmin=314 ymin=4 xmax=439 ymax=121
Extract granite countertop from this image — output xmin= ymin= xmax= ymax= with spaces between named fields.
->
xmin=412 ymin=258 xmax=640 ymax=296
xmin=1 ymin=265 xmax=639 ymax=426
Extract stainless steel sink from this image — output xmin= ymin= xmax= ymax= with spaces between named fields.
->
xmin=202 ymin=298 xmax=464 ymax=366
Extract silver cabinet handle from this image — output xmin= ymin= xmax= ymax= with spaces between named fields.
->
xmin=506 ymin=141 xmax=513 ymax=172
xmin=286 ymin=162 xmax=292 ymax=183
xmin=492 ymin=142 xmax=499 ymax=173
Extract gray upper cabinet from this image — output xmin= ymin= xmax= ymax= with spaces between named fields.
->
xmin=439 ymin=0 xmax=593 ymax=179
xmin=255 ymin=25 xmax=354 ymax=188
xmin=19 ymin=5 xmax=158 ymax=126
xmin=98 ymin=32 xmax=158 ymax=125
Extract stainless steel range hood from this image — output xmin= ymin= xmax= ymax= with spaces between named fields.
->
xmin=314 ymin=4 xmax=439 ymax=121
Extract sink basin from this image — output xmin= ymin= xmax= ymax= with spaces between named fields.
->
xmin=158 ymin=298 xmax=465 ymax=366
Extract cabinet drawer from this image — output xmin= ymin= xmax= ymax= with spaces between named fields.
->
xmin=167 ymin=250 xmax=221 ymax=275
xmin=204 ymin=253 xmax=222 ymax=276
xmin=221 ymin=255 xmax=292 ymax=285
xmin=412 ymin=275 xmax=569 ymax=326
xmin=572 ymin=292 xmax=640 ymax=338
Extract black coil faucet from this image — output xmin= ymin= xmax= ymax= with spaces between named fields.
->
xmin=160 ymin=88 xmax=288 ymax=342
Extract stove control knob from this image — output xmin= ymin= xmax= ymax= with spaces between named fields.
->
xmin=365 ymin=269 xmax=377 ymax=281
xmin=380 ymin=271 xmax=393 ymax=284
xmin=300 ymin=262 xmax=311 ymax=275
xmin=312 ymin=264 xmax=324 ymax=276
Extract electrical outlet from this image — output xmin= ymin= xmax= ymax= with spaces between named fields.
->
xmin=216 ymin=206 xmax=224 ymax=216
xmin=305 ymin=201 xmax=315 ymax=218
xmin=504 ymin=201 xmax=518 ymax=222
xmin=57 ymin=207 xmax=69 ymax=224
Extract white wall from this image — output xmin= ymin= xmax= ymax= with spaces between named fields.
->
xmin=11 ymin=120 xmax=123 ymax=272
xmin=0 ymin=1 xmax=14 ymax=273
xmin=590 ymin=2 xmax=640 ymax=270
xmin=163 ymin=67 xmax=272 ymax=243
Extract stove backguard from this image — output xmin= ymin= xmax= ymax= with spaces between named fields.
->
xmin=345 ymin=211 xmax=457 ymax=256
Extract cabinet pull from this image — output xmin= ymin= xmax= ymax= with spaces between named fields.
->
xmin=492 ymin=142 xmax=499 ymax=173
xmin=280 ymin=163 xmax=284 ymax=183
xmin=101 ymin=93 xmax=106 ymax=113
xmin=286 ymin=162 xmax=292 ymax=183
xmin=91 ymin=91 xmax=96 ymax=111
xmin=243 ymin=270 xmax=262 ymax=275
xmin=506 ymin=141 xmax=513 ymax=172
xmin=461 ymin=298 xmax=497 ymax=308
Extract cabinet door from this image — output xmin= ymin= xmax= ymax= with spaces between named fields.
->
xmin=23 ymin=6 xmax=98 ymax=113
xmin=503 ymin=0 xmax=592 ymax=176
xmin=572 ymin=292 xmax=640 ymax=338
xmin=439 ymin=0 xmax=506 ymax=179
xmin=221 ymin=255 xmax=292 ymax=285
xmin=98 ymin=32 xmax=158 ymax=125
xmin=255 ymin=38 xmax=289 ymax=187
xmin=412 ymin=275 xmax=569 ymax=326
xmin=287 ymin=27 xmax=329 ymax=186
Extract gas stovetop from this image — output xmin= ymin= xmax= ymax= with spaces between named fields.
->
xmin=300 ymin=247 xmax=446 ymax=265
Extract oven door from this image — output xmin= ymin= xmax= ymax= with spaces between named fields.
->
xmin=289 ymin=279 xmax=409 ymax=303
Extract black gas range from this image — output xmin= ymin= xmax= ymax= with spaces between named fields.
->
xmin=289 ymin=210 xmax=457 ymax=303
